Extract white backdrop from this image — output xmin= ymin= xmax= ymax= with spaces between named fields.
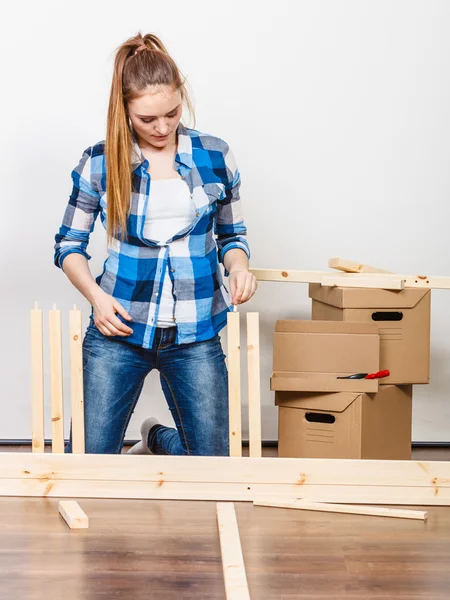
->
xmin=1 ymin=0 xmax=450 ymax=442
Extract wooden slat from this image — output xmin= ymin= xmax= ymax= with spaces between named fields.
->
xmin=49 ymin=305 xmax=64 ymax=453
xmin=253 ymin=499 xmax=428 ymax=521
xmin=58 ymin=500 xmax=89 ymax=529
xmin=227 ymin=312 xmax=242 ymax=457
xmin=250 ymin=268 xmax=450 ymax=289
xmin=348 ymin=272 xmax=450 ymax=290
xmin=69 ymin=306 xmax=84 ymax=454
xmin=30 ymin=302 xmax=44 ymax=453
xmin=3 ymin=454 xmax=450 ymax=488
xmin=246 ymin=313 xmax=261 ymax=458
xmin=250 ymin=268 xmax=326 ymax=283
xmin=1 ymin=478 xmax=449 ymax=505
xmin=319 ymin=275 xmax=404 ymax=290
xmin=0 ymin=454 xmax=450 ymax=504
xmin=328 ymin=257 xmax=393 ymax=274
xmin=250 ymin=268 xmax=403 ymax=289
xmin=217 ymin=503 xmax=250 ymax=599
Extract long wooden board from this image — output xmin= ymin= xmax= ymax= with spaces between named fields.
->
xmin=227 ymin=312 xmax=242 ymax=457
xmin=217 ymin=503 xmax=250 ymax=599
xmin=30 ymin=303 xmax=44 ymax=453
xmin=250 ymin=268 xmax=450 ymax=289
xmin=253 ymin=499 xmax=428 ymax=520
xmin=49 ymin=305 xmax=64 ymax=453
xmin=1 ymin=479 xmax=450 ymax=505
xmin=320 ymin=275 xmax=404 ymax=289
xmin=1 ymin=454 xmax=450 ymax=505
xmin=69 ymin=306 xmax=85 ymax=454
xmin=2 ymin=454 xmax=450 ymax=486
xmin=246 ymin=313 xmax=262 ymax=458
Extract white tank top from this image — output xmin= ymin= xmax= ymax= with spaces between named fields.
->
xmin=143 ymin=178 xmax=195 ymax=328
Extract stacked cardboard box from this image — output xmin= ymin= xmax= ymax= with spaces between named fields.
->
xmin=309 ymin=284 xmax=431 ymax=384
xmin=273 ymin=285 xmax=431 ymax=460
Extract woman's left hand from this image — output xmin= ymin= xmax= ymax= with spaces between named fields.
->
xmin=228 ymin=269 xmax=258 ymax=306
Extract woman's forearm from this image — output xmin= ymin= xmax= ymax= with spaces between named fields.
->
xmin=223 ymin=248 xmax=249 ymax=274
xmin=223 ymin=248 xmax=256 ymax=304
xmin=61 ymin=254 xmax=104 ymax=306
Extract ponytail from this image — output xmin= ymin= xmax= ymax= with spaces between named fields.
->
xmin=105 ymin=33 xmax=194 ymax=244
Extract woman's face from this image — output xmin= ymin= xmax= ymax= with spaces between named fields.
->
xmin=128 ymin=85 xmax=183 ymax=150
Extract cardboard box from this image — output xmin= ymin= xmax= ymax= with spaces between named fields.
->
xmin=272 ymin=320 xmax=380 ymax=393
xmin=277 ymin=385 xmax=412 ymax=460
xmin=309 ymin=284 xmax=430 ymax=384
xmin=271 ymin=372 xmax=379 ymax=393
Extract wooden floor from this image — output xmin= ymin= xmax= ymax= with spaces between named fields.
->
xmin=1 ymin=446 xmax=450 ymax=599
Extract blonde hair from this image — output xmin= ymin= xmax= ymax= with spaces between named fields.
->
xmin=106 ymin=33 xmax=194 ymax=243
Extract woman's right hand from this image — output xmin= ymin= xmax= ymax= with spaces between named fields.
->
xmin=92 ymin=290 xmax=134 ymax=337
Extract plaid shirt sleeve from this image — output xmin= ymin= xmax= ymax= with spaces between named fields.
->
xmin=215 ymin=144 xmax=250 ymax=272
xmin=54 ymin=148 xmax=101 ymax=268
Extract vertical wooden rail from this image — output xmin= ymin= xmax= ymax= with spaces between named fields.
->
xmin=30 ymin=302 xmax=44 ymax=453
xmin=246 ymin=313 xmax=262 ymax=457
xmin=227 ymin=312 xmax=242 ymax=457
xmin=217 ymin=502 xmax=251 ymax=600
xmin=49 ymin=305 xmax=64 ymax=453
xmin=69 ymin=305 xmax=85 ymax=453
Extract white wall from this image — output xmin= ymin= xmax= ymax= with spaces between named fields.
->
xmin=1 ymin=0 xmax=450 ymax=442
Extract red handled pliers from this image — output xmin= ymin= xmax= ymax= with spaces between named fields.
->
xmin=337 ymin=370 xmax=390 ymax=380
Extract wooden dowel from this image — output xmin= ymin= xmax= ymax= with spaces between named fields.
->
xmin=246 ymin=313 xmax=261 ymax=458
xmin=69 ymin=306 xmax=85 ymax=454
xmin=217 ymin=503 xmax=250 ymax=599
xmin=30 ymin=303 xmax=45 ymax=453
xmin=253 ymin=499 xmax=428 ymax=521
xmin=227 ymin=312 xmax=242 ymax=457
xmin=59 ymin=500 xmax=89 ymax=529
xmin=49 ymin=306 xmax=64 ymax=453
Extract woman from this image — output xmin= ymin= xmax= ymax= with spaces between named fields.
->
xmin=54 ymin=33 xmax=256 ymax=455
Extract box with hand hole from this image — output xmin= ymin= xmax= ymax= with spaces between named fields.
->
xmin=276 ymin=385 xmax=413 ymax=459
xmin=309 ymin=284 xmax=431 ymax=384
xmin=271 ymin=319 xmax=413 ymax=459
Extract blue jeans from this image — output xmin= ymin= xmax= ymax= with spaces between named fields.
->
xmin=65 ymin=323 xmax=229 ymax=455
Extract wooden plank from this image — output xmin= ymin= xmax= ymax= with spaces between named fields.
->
xmin=2 ymin=454 xmax=450 ymax=488
xmin=69 ymin=306 xmax=84 ymax=454
xmin=320 ymin=275 xmax=404 ymax=290
xmin=1 ymin=478 xmax=449 ymax=505
xmin=0 ymin=454 xmax=450 ymax=504
xmin=250 ymin=268 xmax=450 ymax=289
xmin=250 ymin=268 xmax=326 ymax=283
xmin=253 ymin=499 xmax=427 ymax=521
xmin=227 ymin=312 xmax=242 ymax=457
xmin=246 ymin=313 xmax=262 ymax=458
xmin=328 ymin=257 xmax=393 ymax=274
xmin=250 ymin=269 xmax=403 ymax=289
xmin=217 ymin=503 xmax=250 ymax=600
xmin=49 ymin=305 xmax=64 ymax=453
xmin=58 ymin=500 xmax=89 ymax=529
xmin=352 ymin=272 xmax=450 ymax=290
xmin=30 ymin=302 xmax=44 ymax=453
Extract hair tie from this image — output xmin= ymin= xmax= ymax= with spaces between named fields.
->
xmin=134 ymin=44 xmax=148 ymax=55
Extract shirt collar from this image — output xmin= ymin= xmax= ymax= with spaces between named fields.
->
xmin=130 ymin=122 xmax=193 ymax=171
xmin=175 ymin=123 xmax=193 ymax=170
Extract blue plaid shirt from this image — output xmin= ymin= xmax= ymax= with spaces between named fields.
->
xmin=54 ymin=124 xmax=250 ymax=348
